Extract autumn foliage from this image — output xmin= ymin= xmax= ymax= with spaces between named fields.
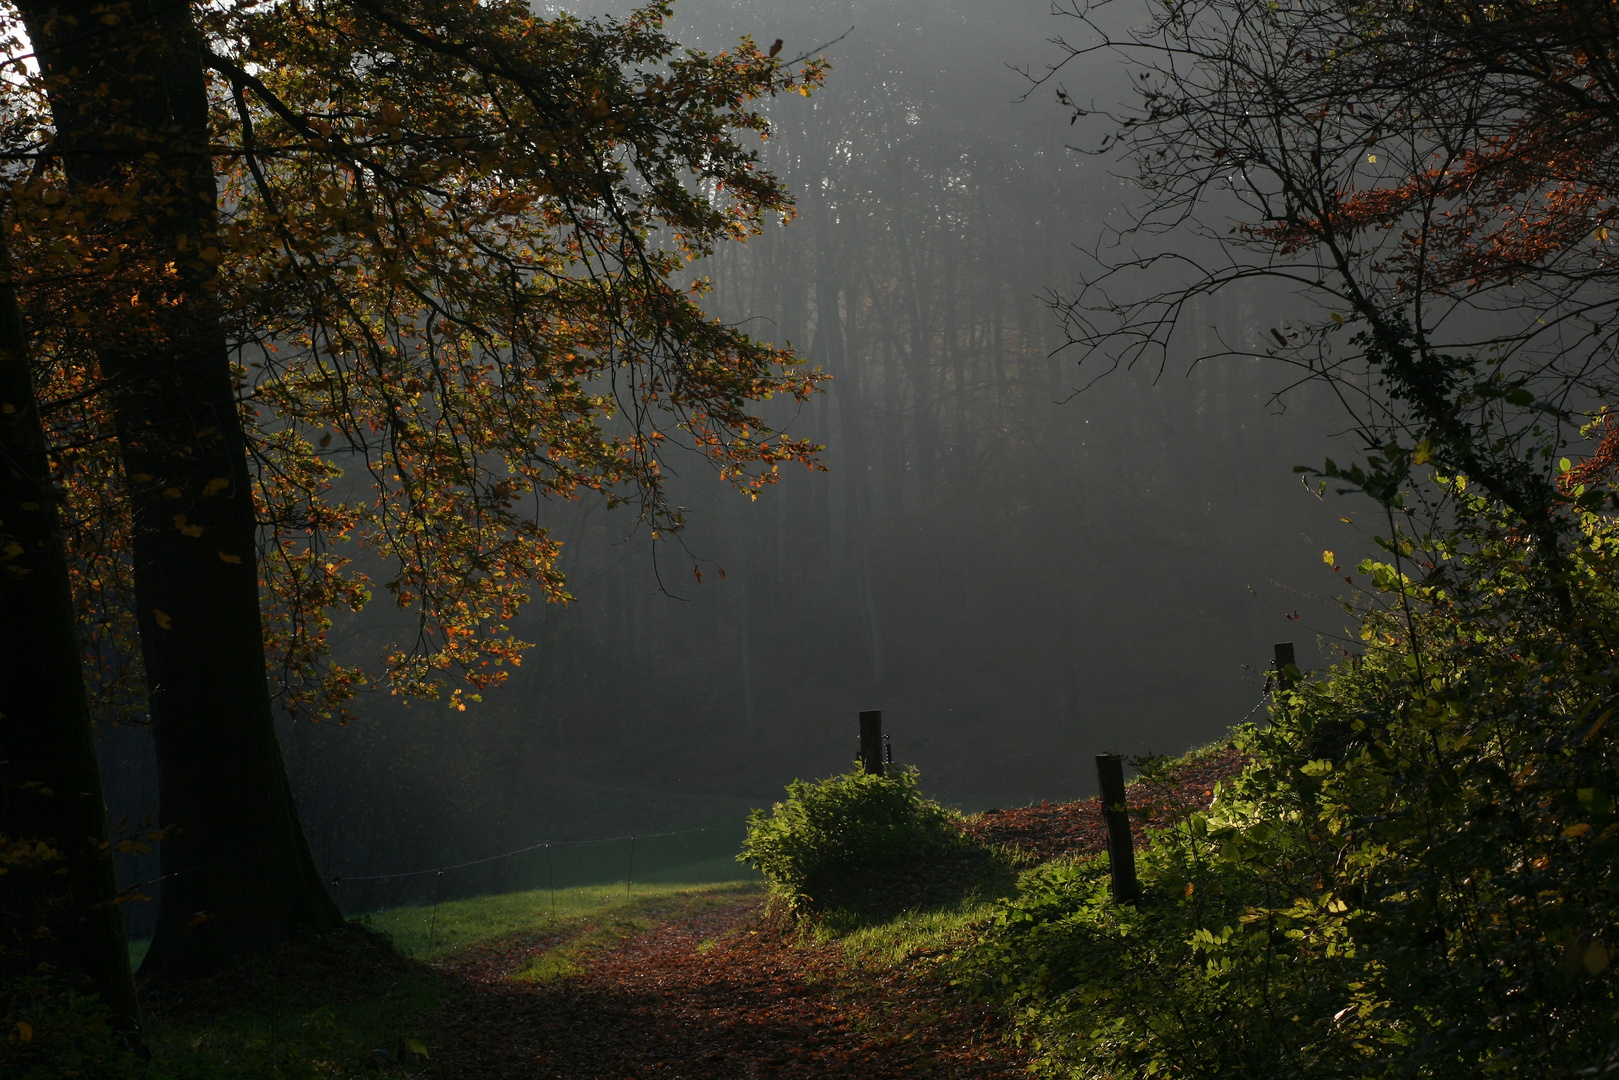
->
xmin=3 ymin=0 xmax=826 ymax=723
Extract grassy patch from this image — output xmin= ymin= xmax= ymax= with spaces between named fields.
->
xmin=98 ymin=878 xmax=762 ymax=1077
xmin=362 ymin=877 xmax=760 ymax=959
xmin=834 ymin=897 xmax=1004 ymax=967
xmin=510 ymin=914 xmax=651 ymax=983
xmin=502 ymin=881 xmax=761 ymax=983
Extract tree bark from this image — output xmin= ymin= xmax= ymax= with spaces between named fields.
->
xmin=16 ymin=0 xmax=342 ymax=981
xmin=0 ymin=235 xmax=139 ymax=1021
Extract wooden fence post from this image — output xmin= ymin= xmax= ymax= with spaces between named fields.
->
xmin=1273 ymin=641 xmax=1297 ymax=692
xmin=1095 ymin=754 xmax=1140 ymax=904
xmin=859 ymin=710 xmax=884 ymax=776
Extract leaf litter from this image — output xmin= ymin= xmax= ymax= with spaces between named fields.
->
xmin=432 ymin=898 xmax=1022 ymax=1079
xmin=958 ymin=744 xmax=1247 ymax=862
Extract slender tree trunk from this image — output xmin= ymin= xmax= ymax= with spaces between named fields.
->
xmin=0 ymin=237 xmax=139 ymax=1022
xmin=17 ymin=0 xmax=342 ymax=981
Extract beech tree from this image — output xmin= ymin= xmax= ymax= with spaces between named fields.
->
xmin=0 ymin=241 xmax=138 ymax=1019
xmin=3 ymin=0 xmax=823 ymax=984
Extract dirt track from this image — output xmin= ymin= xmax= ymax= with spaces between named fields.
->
xmin=433 ymin=898 xmax=1024 ymax=1080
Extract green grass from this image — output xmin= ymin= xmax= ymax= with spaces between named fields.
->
xmin=98 ymin=874 xmax=763 ymax=1078
xmin=362 ymin=877 xmax=762 ymax=959
xmin=833 ymin=897 xmax=1004 ymax=966
xmin=126 ymin=850 xmax=761 ymax=970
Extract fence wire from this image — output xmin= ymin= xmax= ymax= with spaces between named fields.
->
xmin=328 ymin=824 xmax=746 ymax=921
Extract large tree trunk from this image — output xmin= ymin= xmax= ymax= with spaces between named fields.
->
xmin=17 ymin=0 xmax=343 ymax=981
xmin=0 ymin=238 xmax=139 ymax=1022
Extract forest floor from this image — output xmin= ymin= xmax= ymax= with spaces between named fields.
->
xmin=418 ymin=746 xmax=1247 ymax=1079
xmin=428 ymin=890 xmax=1021 ymax=1079
xmin=135 ymin=747 xmax=1248 ymax=1079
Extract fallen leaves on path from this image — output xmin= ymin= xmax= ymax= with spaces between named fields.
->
xmin=958 ymin=746 xmax=1247 ymax=863
xmin=433 ymin=900 xmax=1024 ymax=1079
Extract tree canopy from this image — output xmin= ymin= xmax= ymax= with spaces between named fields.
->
xmin=0 ymin=0 xmax=825 ymax=988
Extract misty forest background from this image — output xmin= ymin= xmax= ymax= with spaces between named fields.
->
xmin=101 ymin=0 xmax=1363 ymax=930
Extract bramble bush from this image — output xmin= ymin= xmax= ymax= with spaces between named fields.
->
xmin=740 ymin=766 xmax=994 ymax=921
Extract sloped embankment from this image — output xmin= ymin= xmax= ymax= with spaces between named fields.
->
xmin=959 ymin=745 xmax=1246 ymax=862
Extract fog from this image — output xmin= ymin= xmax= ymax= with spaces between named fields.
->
xmin=104 ymin=0 xmax=1372 ymax=924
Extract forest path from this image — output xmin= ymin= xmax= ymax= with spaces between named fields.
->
xmin=430 ymin=895 xmax=1024 ymax=1079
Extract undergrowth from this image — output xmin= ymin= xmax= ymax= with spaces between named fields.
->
xmin=951 ymin=494 xmax=1619 ymax=1077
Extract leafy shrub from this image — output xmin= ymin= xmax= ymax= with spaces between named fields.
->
xmin=961 ymin=841 xmax=1361 ymax=1080
xmin=740 ymin=767 xmax=993 ymax=921
xmin=960 ymin=509 xmax=1619 ymax=1078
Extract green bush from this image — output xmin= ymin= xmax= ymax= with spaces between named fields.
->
xmin=740 ymin=766 xmax=989 ymax=920
xmin=960 ymin=842 xmax=1359 ymax=1080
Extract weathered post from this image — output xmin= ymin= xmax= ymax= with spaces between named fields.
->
xmin=1095 ymin=754 xmax=1140 ymax=904
xmin=1273 ymin=641 xmax=1297 ymax=692
xmin=859 ymin=710 xmax=885 ymax=776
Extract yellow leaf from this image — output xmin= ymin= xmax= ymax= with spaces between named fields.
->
xmin=162 ymin=488 xmax=182 ymax=499
xmin=153 ymin=610 xmax=172 ymax=630
xmin=1562 ymin=823 xmax=1592 ymax=838
xmin=1586 ymin=939 xmax=1611 ymax=975
xmin=0 ymin=403 xmax=13 ymax=414
xmin=404 ymin=1037 xmax=429 ymax=1059
xmin=132 ymin=473 xmax=152 ymax=483
xmin=1366 ymin=154 xmax=1377 ymax=163
xmin=202 ymin=477 xmax=230 ymax=497
xmin=19 ymin=502 xmax=38 ymax=510
xmin=1322 ymin=550 xmax=1335 ymax=566
xmin=218 ymin=551 xmax=242 ymax=564
xmin=14 ymin=1020 xmax=31 ymax=1043
xmin=173 ymin=514 xmax=204 ymax=538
